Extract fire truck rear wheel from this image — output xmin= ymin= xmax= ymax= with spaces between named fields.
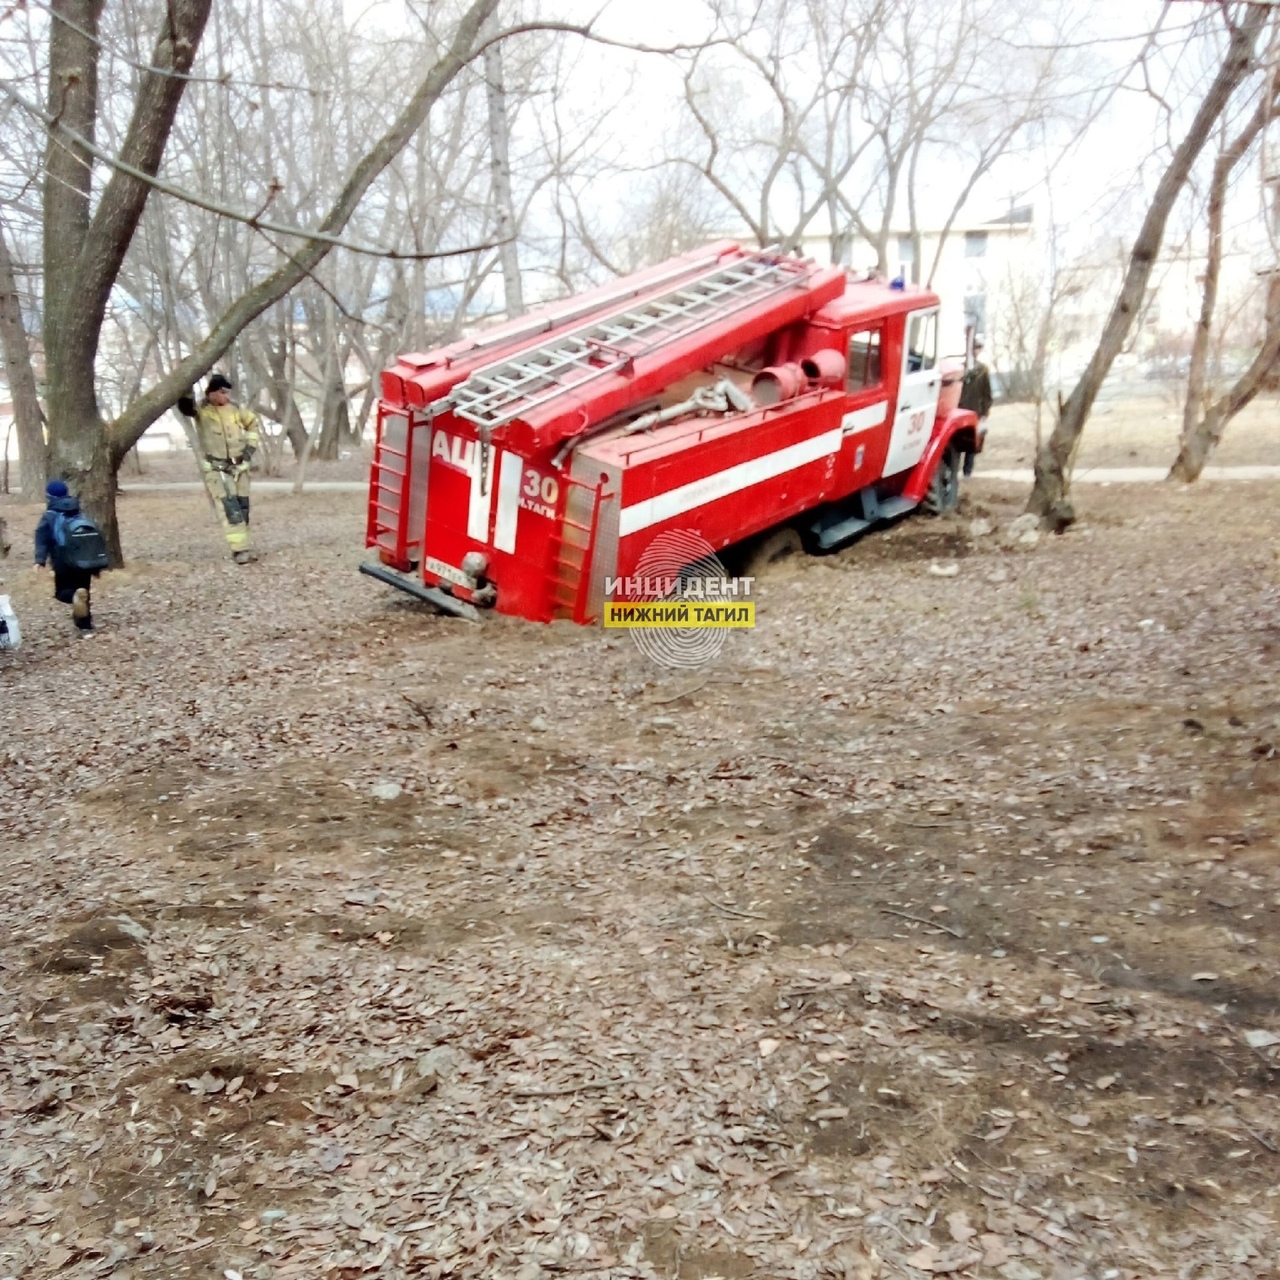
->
xmin=924 ymin=444 xmax=962 ymax=515
xmin=744 ymin=527 xmax=804 ymax=577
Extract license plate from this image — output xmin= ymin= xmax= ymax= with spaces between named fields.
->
xmin=424 ymin=555 xmax=475 ymax=589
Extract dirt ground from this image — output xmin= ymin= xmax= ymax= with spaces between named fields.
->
xmin=978 ymin=387 xmax=1280 ymax=472
xmin=1 ymin=477 xmax=1279 ymax=1280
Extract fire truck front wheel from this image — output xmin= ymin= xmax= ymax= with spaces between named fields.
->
xmin=743 ymin=526 xmax=804 ymax=577
xmin=924 ymin=444 xmax=962 ymax=515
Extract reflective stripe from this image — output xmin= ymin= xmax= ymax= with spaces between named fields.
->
xmin=618 ymin=428 xmax=842 ymax=537
xmin=494 ymin=451 xmax=523 ymax=553
xmin=841 ymin=400 xmax=888 ymax=435
xmin=467 ymin=446 xmax=496 ymax=541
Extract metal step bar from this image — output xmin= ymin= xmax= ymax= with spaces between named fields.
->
xmin=359 ymin=561 xmax=481 ymax=621
xmin=810 ymin=491 xmax=919 ymax=551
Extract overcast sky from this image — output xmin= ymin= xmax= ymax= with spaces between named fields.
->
xmin=527 ymin=0 xmax=1267 ymax=256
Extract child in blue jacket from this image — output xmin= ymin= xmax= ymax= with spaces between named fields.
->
xmin=34 ymin=481 xmax=96 ymax=634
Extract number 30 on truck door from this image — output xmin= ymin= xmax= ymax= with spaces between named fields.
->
xmin=523 ymin=469 xmax=559 ymax=506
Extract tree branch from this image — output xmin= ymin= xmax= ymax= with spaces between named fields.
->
xmin=105 ymin=0 xmax=513 ymax=459
xmin=30 ymin=0 xmax=327 ymax=95
xmin=0 ymin=78 xmax=511 ymax=262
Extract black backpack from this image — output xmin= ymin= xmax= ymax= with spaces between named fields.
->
xmin=53 ymin=511 xmax=110 ymax=573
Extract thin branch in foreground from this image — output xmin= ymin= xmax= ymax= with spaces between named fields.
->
xmin=698 ymin=891 xmax=769 ymax=921
xmin=29 ymin=0 xmax=330 ymax=95
xmin=0 ymin=78 xmax=510 ymax=262
xmin=881 ymin=908 xmax=965 ymax=939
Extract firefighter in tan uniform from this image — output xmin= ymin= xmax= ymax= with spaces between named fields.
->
xmin=178 ymin=374 xmax=261 ymax=563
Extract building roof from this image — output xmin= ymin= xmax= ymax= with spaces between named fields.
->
xmin=984 ymin=204 xmax=1034 ymax=225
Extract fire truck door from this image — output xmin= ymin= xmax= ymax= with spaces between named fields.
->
xmin=884 ymin=308 xmax=940 ymax=477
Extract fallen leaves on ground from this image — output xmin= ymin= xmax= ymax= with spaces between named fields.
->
xmin=0 ymin=481 xmax=1278 ymax=1279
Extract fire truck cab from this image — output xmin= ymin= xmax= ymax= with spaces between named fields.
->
xmin=364 ymin=242 xmax=981 ymax=623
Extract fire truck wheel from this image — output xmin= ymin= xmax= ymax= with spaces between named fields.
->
xmin=924 ymin=444 xmax=962 ymax=515
xmin=744 ymin=527 xmax=804 ymax=577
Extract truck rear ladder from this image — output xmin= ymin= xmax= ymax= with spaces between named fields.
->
xmin=448 ymin=249 xmax=815 ymax=432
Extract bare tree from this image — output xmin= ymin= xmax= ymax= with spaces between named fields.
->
xmin=5 ymin=0 xmax=612 ymax=562
xmin=673 ymin=0 xmax=884 ymax=251
xmin=484 ymin=10 xmax=525 ymax=318
xmin=1028 ymin=2 xmax=1272 ymax=526
xmin=1170 ymin=275 xmax=1280 ymax=479
xmin=0 ymin=220 xmax=45 ymax=497
xmin=1170 ymin=34 xmax=1280 ymax=480
xmin=992 ymin=249 xmax=1084 ymax=450
xmin=665 ymin=0 xmax=1084 ymax=291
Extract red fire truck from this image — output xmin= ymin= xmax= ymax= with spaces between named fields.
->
xmin=362 ymin=241 xmax=982 ymax=622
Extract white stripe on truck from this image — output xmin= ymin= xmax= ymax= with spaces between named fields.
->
xmin=466 ymin=445 xmax=495 ymax=541
xmin=841 ymin=400 xmax=888 ymax=435
xmin=494 ymin=450 xmax=523 ymax=553
xmin=618 ymin=427 xmax=842 ymax=538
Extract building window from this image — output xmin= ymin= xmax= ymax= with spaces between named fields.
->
xmin=847 ymin=328 xmax=883 ymax=390
xmin=906 ymin=311 xmax=937 ymax=374
xmin=965 ymin=232 xmax=988 ymax=258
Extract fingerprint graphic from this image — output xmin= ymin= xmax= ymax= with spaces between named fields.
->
xmin=629 ymin=529 xmax=732 ymax=670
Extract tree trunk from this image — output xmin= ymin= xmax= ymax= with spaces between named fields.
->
xmin=1181 ymin=151 xmax=1226 ymax=452
xmin=52 ymin=412 xmax=123 ymax=563
xmin=43 ymin=0 xmax=212 ymax=564
xmin=292 ymin=409 xmax=326 ymax=495
xmin=0 ymin=222 xmax=46 ymax=498
xmin=43 ymin=0 xmax=107 ymax=534
xmin=312 ymin=295 xmax=351 ymax=462
xmin=245 ymin=330 xmax=310 ymax=458
xmin=484 ymin=30 xmax=524 ymax=317
xmin=1171 ymin=270 xmax=1280 ymax=480
xmin=36 ymin=0 xmax=500 ymax=565
xmin=1027 ymin=3 xmax=1269 ymax=526
xmin=314 ymin=374 xmax=353 ymax=461
xmin=1172 ymin=87 xmax=1278 ymax=480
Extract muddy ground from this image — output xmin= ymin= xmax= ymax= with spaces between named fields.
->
xmin=1 ymin=478 xmax=1278 ymax=1280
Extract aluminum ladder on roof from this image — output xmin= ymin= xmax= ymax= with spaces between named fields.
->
xmin=448 ymin=249 xmax=814 ymax=432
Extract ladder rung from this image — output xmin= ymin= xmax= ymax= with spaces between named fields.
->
xmin=448 ymin=249 xmax=809 ymax=430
